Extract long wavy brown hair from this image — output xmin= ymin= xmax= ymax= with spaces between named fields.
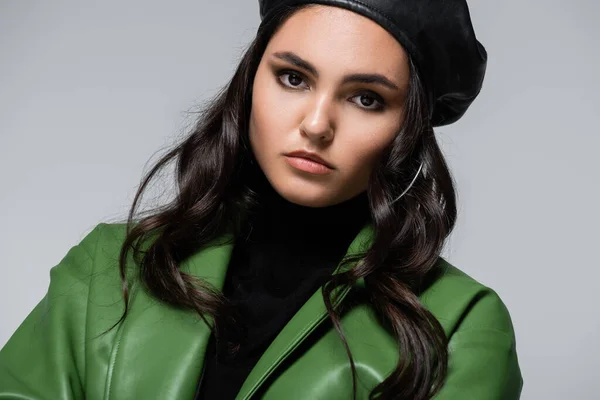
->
xmin=111 ymin=5 xmax=457 ymax=399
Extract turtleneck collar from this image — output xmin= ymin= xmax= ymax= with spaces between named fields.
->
xmin=240 ymin=167 xmax=372 ymax=252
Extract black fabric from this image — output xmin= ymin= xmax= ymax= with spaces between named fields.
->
xmin=258 ymin=0 xmax=487 ymax=127
xmin=195 ymin=179 xmax=370 ymax=399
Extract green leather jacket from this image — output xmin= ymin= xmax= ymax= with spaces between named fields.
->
xmin=0 ymin=223 xmax=523 ymax=399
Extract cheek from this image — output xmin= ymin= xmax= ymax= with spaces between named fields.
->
xmin=339 ymin=120 xmax=398 ymax=174
xmin=250 ymin=79 xmax=288 ymax=150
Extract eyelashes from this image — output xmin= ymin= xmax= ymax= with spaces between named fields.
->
xmin=278 ymin=70 xmax=309 ymax=90
xmin=275 ymin=69 xmax=386 ymax=113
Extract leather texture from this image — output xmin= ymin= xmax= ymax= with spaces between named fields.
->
xmin=258 ymin=0 xmax=488 ymax=127
xmin=0 ymin=223 xmax=523 ymax=399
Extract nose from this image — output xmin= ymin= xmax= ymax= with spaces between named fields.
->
xmin=299 ymin=93 xmax=335 ymax=142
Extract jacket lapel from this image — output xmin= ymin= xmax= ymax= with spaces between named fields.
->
xmin=108 ymin=222 xmax=374 ymax=400
xmin=234 ymin=223 xmax=375 ymax=400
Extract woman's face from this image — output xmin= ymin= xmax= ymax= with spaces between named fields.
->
xmin=249 ymin=5 xmax=410 ymax=207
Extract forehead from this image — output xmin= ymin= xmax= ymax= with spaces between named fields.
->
xmin=266 ymin=5 xmax=408 ymax=76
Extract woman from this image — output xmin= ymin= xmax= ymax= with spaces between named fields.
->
xmin=0 ymin=0 xmax=523 ymax=399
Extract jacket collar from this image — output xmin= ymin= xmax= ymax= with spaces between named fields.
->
xmin=108 ymin=222 xmax=374 ymax=399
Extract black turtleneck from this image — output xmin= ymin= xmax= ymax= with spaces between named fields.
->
xmin=195 ymin=173 xmax=371 ymax=399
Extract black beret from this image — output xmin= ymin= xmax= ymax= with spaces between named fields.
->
xmin=258 ymin=0 xmax=487 ymax=127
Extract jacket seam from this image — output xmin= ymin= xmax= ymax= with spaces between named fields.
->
xmin=101 ymin=223 xmax=128 ymax=400
xmin=81 ymin=223 xmax=104 ymax=395
xmin=104 ymin=327 xmax=124 ymax=400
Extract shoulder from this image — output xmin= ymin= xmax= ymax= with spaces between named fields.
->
xmin=46 ymin=222 xmax=131 ymax=308
xmin=64 ymin=222 xmax=128 ymax=262
xmin=85 ymin=221 xmax=129 ymax=252
xmin=74 ymin=221 xmax=133 ymax=267
xmin=55 ymin=222 xmax=128 ymax=279
xmin=77 ymin=221 xmax=135 ymax=281
xmin=420 ymin=258 xmax=523 ymax=398
xmin=420 ymin=257 xmax=516 ymax=340
xmin=44 ymin=222 xmax=125 ymax=287
xmin=60 ymin=222 xmax=137 ymax=335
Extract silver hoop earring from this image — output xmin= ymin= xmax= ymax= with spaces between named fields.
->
xmin=390 ymin=162 xmax=424 ymax=205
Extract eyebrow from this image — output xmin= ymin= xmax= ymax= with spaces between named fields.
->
xmin=271 ymin=51 xmax=400 ymax=91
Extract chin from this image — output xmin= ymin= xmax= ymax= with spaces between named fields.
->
xmin=287 ymin=195 xmax=332 ymax=208
xmin=271 ymin=179 xmax=337 ymax=208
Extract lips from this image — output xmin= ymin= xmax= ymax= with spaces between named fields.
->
xmin=284 ymin=150 xmax=334 ymax=169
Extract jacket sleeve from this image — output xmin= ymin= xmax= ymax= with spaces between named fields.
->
xmin=433 ymin=288 xmax=523 ymax=400
xmin=0 ymin=223 xmax=106 ymax=399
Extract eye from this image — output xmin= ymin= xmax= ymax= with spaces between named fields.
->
xmin=349 ymin=93 xmax=385 ymax=112
xmin=277 ymin=70 xmax=309 ymax=90
xmin=276 ymin=69 xmax=385 ymax=112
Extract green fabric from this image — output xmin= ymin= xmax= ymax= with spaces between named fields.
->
xmin=0 ymin=223 xmax=522 ymax=399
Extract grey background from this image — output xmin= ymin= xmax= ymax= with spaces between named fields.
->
xmin=1 ymin=1 xmax=598 ymax=398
